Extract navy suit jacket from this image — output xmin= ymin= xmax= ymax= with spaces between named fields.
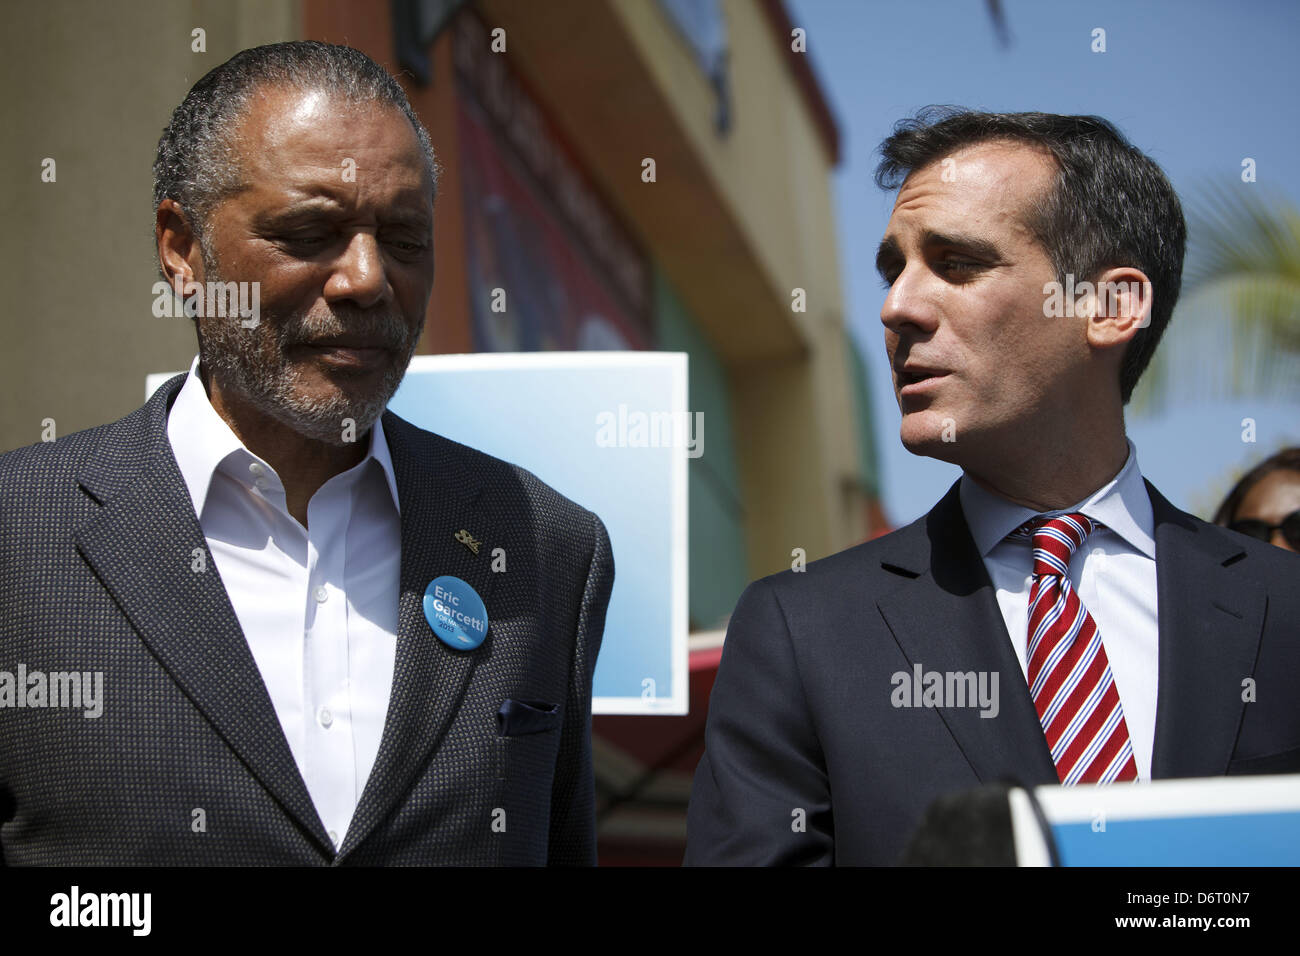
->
xmin=0 ymin=373 xmax=614 ymax=865
xmin=685 ymin=479 xmax=1300 ymax=865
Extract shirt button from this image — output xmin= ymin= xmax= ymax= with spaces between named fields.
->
xmin=329 ymin=829 xmax=339 ymax=845
xmin=248 ymin=462 xmax=265 ymax=477
xmin=315 ymin=586 xmax=328 ymax=603
xmin=319 ymin=707 xmax=333 ymax=728
xmin=254 ymin=477 xmax=268 ymax=490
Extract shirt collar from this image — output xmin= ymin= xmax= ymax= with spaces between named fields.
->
xmin=166 ymin=355 xmax=401 ymax=517
xmin=959 ymin=437 xmax=1155 ymax=558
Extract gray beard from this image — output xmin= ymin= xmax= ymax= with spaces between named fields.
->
xmin=196 ymin=252 xmax=423 ymax=447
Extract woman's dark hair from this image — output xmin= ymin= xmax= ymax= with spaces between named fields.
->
xmin=1212 ymin=447 xmax=1300 ymax=526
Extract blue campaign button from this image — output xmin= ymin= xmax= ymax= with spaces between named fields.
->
xmin=423 ymin=576 xmax=489 ymax=650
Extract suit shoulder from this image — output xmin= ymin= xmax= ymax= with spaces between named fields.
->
xmin=751 ymin=522 xmax=922 ymax=604
xmin=1213 ymin=521 xmax=1300 ymax=584
xmin=0 ymin=415 xmax=125 ymax=492
xmin=1156 ymin=493 xmax=1297 ymax=565
xmin=3 ymin=377 xmax=175 ymax=515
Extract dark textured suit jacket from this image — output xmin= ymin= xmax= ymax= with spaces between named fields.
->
xmin=685 ymin=480 xmax=1300 ymax=865
xmin=0 ymin=373 xmax=614 ymax=865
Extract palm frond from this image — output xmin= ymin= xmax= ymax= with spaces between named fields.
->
xmin=1131 ymin=182 xmax=1300 ymax=414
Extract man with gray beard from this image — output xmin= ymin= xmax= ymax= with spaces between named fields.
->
xmin=0 ymin=42 xmax=613 ymax=866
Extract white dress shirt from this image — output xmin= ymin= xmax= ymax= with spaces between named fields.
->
xmin=958 ymin=439 xmax=1159 ymax=780
xmin=167 ymin=356 xmax=402 ymax=847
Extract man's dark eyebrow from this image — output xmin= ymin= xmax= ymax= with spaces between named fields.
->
xmin=922 ymin=230 xmax=1002 ymax=262
xmin=876 ymin=235 xmax=901 ymax=279
xmin=256 ymin=198 xmax=431 ymax=229
xmin=877 ymin=230 xmax=1005 ymax=281
xmin=254 ymin=198 xmax=342 ymax=226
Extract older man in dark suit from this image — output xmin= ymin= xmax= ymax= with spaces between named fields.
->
xmin=685 ymin=109 xmax=1300 ymax=866
xmin=0 ymin=41 xmax=612 ymax=865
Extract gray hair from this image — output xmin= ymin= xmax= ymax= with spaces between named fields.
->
xmin=153 ymin=40 xmax=438 ymax=247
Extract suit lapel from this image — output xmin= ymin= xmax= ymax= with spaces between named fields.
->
xmin=73 ymin=376 xmax=332 ymax=852
xmin=339 ymin=414 xmax=504 ymax=857
xmin=874 ymin=482 xmax=1059 ymax=787
xmin=873 ymin=478 xmax=1265 ymax=784
xmin=1146 ymin=481 xmax=1264 ymax=779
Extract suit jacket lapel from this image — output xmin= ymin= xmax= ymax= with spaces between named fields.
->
xmin=875 ymin=481 xmax=1059 ymax=787
xmin=339 ymin=414 xmax=504 ymax=858
xmin=73 ymin=376 xmax=332 ymax=852
xmin=1146 ymin=481 xmax=1264 ymax=779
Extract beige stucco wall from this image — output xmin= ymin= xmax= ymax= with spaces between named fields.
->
xmin=608 ymin=0 xmax=865 ymax=569
xmin=0 ymin=0 xmax=298 ymax=453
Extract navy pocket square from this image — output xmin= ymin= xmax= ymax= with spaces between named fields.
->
xmin=497 ymin=698 xmax=561 ymax=736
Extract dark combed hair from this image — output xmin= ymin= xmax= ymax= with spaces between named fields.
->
xmin=153 ymin=40 xmax=438 ymax=247
xmin=1212 ymin=447 xmax=1300 ymax=526
xmin=875 ymin=107 xmax=1187 ymax=405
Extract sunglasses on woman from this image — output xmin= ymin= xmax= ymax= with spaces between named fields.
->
xmin=1230 ymin=509 xmax=1300 ymax=550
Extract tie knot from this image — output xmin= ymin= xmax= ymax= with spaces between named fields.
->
xmin=1010 ymin=512 xmax=1096 ymax=576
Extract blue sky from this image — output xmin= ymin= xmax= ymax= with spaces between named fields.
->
xmin=787 ymin=0 xmax=1300 ymax=524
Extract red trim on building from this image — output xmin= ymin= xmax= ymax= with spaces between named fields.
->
xmin=757 ymin=0 xmax=842 ymax=167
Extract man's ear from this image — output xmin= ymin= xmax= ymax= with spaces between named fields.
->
xmin=1082 ymin=266 xmax=1153 ymax=350
xmin=155 ymin=198 xmax=204 ymax=296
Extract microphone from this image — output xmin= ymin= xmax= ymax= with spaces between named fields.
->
xmin=898 ymin=779 xmax=1061 ymax=866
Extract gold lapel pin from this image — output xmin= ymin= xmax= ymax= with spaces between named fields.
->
xmin=455 ymin=529 xmax=482 ymax=555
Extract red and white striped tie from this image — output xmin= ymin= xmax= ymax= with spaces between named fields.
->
xmin=1013 ymin=513 xmax=1138 ymax=785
